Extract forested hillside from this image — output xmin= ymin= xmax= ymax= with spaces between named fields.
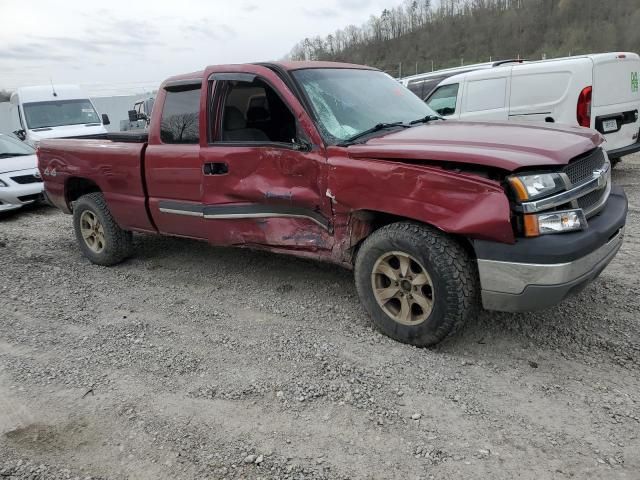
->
xmin=289 ymin=0 xmax=640 ymax=77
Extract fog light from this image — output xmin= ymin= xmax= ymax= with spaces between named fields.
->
xmin=524 ymin=209 xmax=586 ymax=237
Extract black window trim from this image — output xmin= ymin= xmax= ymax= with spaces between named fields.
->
xmin=205 ymin=72 xmax=306 ymax=151
xmin=17 ymin=105 xmax=25 ymax=130
xmin=164 ymin=78 xmax=202 ymax=92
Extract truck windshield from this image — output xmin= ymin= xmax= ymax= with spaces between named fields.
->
xmin=0 ymin=134 xmax=35 ymax=158
xmin=292 ymin=68 xmax=437 ymax=144
xmin=23 ymin=99 xmax=101 ymax=129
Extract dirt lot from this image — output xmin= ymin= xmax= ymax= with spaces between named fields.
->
xmin=1 ymin=155 xmax=639 ymax=480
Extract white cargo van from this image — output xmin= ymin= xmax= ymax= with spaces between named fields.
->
xmin=425 ymin=53 xmax=640 ymax=162
xmin=400 ymin=59 xmax=523 ymax=99
xmin=8 ymin=85 xmax=110 ymax=147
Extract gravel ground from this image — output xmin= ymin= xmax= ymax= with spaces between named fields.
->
xmin=1 ymin=154 xmax=639 ymax=480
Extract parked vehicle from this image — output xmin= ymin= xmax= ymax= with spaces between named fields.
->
xmin=425 ymin=53 xmax=640 ymax=163
xmin=400 ymin=59 xmax=523 ymax=99
xmin=120 ymin=96 xmax=155 ymax=132
xmin=7 ymin=85 xmax=110 ymax=147
xmin=38 ymin=62 xmax=627 ymax=346
xmin=0 ymin=133 xmax=43 ymax=212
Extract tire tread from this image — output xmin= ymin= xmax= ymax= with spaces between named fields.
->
xmin=354 ymin=222 xmax=478 ymax=346
xmin=73 ymin=192 xmax=132 ymax=266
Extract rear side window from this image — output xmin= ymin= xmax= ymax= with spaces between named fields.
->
xmin=407 ymin=79 xmax=427 ymax=98
xmin=160 ymin=86 xmax=200 ymax=144
xmin=465 ymin=78 xmax=507 ymax=112
xmin=407 ymin=77 xmax=445 ymax=100
xmin=427 ymin=84 xmax=459 ymax=116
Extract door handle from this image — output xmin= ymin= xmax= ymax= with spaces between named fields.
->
xmin=203 ymin=162 xmax=228 ymax=175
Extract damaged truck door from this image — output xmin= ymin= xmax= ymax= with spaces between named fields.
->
xmin=198 ymin=66 xmax=333 ymax=250
xmin=145 ymin=66 xmax=333 ymax=251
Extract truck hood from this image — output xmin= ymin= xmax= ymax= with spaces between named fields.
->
xmin=27 ymin=124 xmax=108 ymax=145
xmin=0 ymin=154 xmax=37 ymax=174
xmin=346 ymin=121 xmax=604 ymax=172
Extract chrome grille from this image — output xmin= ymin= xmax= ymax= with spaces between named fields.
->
xmin=563 ymin=148 xmax=606 ymax=186
xmin=577 ymin=187 xmax=606 ymax=211
xmin=518 ymin=147 xmax=611 ymax=219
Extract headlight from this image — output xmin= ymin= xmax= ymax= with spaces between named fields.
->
xmin=523 ymin=209 xmax=586 ymax=237
xmin=0 ymin=179 xmax=8 ymax=187
xmin=508 ymin=173 xmax=565 ymax=201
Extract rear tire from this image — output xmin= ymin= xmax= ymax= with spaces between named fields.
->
xmin=73 ymin=192 xmax=132 ymax=266
xmin=354 ymin=222 xmax=478 ymax=347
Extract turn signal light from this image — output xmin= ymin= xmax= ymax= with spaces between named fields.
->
xmin=523 ymin=210 xmax=586 ymax=237
xmin=523 ymin=214 xmax=540 ymax=237
xmin=509 ymin=177 xmax=529 ymax=201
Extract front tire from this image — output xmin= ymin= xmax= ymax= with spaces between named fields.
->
xmin=73 ymin=192 xmax=132 ymax=266
xmin=354 ymin=222 xmax=478 ymax=347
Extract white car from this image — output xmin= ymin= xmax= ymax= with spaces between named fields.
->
xmin=0 ymin=133 xmax=44 ymax=212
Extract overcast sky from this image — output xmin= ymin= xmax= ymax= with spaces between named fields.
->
xmin=1 ymin=0 xmax=400 ymax=96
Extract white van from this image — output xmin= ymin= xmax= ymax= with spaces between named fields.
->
xmin=8 ymin=85 xmax=110 ymax=147
xmin=425 ymin=53 xmax=640 ymax=162
xmin=400 ymin=59 xmax=523 ymax=99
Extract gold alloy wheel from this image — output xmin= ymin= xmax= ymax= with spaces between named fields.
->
xmin=80 ymin=210 xmax=106 ymax=253
xmin=371 ymin=251 xmax=434 ymax=325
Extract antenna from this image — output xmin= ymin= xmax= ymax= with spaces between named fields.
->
xmin=50 ymin=78 xmax=58 ymax=97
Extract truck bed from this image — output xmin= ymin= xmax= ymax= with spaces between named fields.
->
xmin=38 ymin=137 xmax=154 ymax=232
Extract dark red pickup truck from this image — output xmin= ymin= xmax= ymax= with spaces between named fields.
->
xmin=38 ymin=61 xmax=627 ymax=346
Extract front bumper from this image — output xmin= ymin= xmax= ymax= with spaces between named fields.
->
xmin=0 ymin=168 xmax=44 ymax=212
xmin=474 ymin=186 xmax=627 ymax=312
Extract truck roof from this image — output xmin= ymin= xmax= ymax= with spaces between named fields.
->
xmin=162 ymin=61 xmax=377 ymax=84
xmin=270 ymin=61 xmax=376 ymax=71
xmin=13 ymin=84 xmax=90 ymax=103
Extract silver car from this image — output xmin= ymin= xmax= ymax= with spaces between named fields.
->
xmin=0 ymin=133 xmax=43 ymax=212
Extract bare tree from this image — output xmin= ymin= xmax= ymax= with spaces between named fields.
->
xmin=287 ymin=0 xmax=640 ymax=75
xmin=160 ymin=113 xmax=198 ymax=143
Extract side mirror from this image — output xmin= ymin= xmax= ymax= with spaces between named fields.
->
xmin=101 ymin=114 xmax=111 ymax=126
xmin=13 ymin=129 xmax=26 ymax=141
xmin=292 ymin=138 xmax=312 ymax=152
xmin=128 ymin=110 xmax=138 ymax=122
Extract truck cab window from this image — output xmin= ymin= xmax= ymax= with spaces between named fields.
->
xmin=160 ymin=87 xmax=200 ymax=144
xmin=218 ymin=79 xmax=296 ymax=143
xmin=426 ymin=84 xmax=459 ymax=116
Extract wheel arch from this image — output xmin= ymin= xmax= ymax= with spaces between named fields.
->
xmin=346 ymin=209 xmax=477 ymax=264
xmin=65 ymin=177 xmax=102 ymax=210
